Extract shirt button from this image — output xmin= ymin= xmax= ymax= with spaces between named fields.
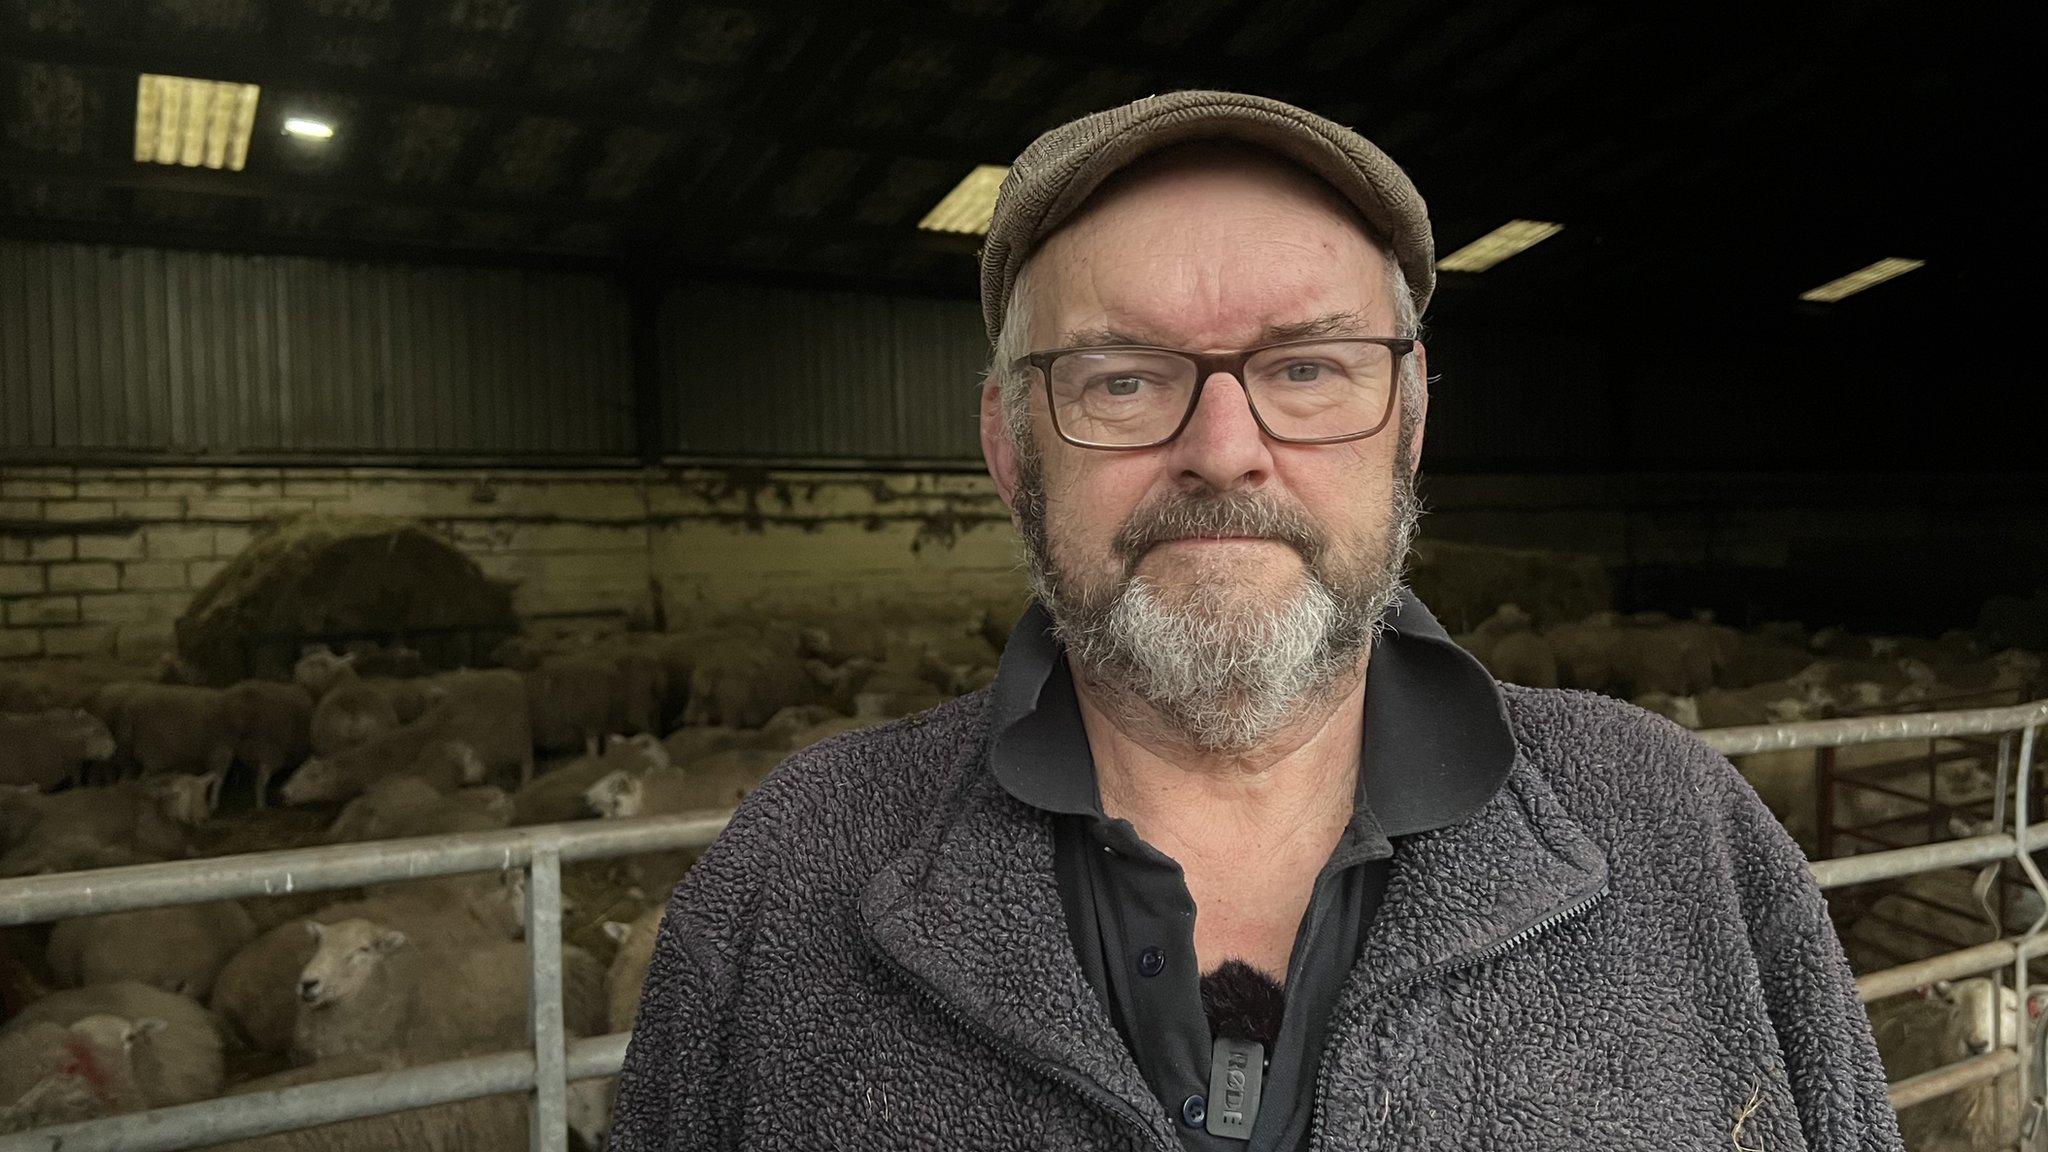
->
xmin=1136 ymin=946 xmax=1165 ymax=977
xmin=1180 ymin=1094 xmax=1208 ymax=1128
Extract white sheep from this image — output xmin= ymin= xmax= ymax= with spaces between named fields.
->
xmin=0 ymin=774 xmax=217 ymax=877
xmin=292 ymin=918 xmax=604 ymax=1065
xmin=583 ymin=751 xmax=780 ymax=822
xmin=211 ymin=918 xmax=320 ymax=1056
xmin=682 ymin=645 xmax=817 ymax=729
xmin=214 ymin=873 xmax=527 ymax=1056
xmin=48 ymin=899 xmax=258 ymax=999
xmin=309 ymin=678 xmax=402 ymax=759
xmin=325 ymin=781 xmax=512 ymax=843
xmin=526 ymin=654 xmax=622 ymax=756
xmin=0 ymin=1014 xmax=151 ymax=1133
xmin=223 ymin=680 xmax=314 ymax=809
xmin=412 ymin=669 xmax=534 ymax=785
xmin=1868 ymin=976 xmax=2043 ymax=1152
xmin=6 ymin=981 xmax=224 ymax=1106
xmin=0 ymin=709 xmax=116 ymax=791
xmin=513 ymin=734 xmax=667 ymax=826
xmin=282 ymin=716 xmax=477 ymax=805
xmin=603 ymin=905 xmax=664 ymax=1033
xmin=111 ymin=684 xmax=239 ymax=786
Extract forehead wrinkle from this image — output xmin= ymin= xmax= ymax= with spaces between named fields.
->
xmin=1056 ymin=310 xmax=1375 ymax=350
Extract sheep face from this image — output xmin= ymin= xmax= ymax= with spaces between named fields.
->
xmin=583 ymin=770 xmax=643 ymax=819
xmin=64 ymin=710 xmax=118 ymax=762
xmin=144 ymin=773 xmax=216 ymax=827
xmin=298 ymin=919 xmax=407 ymax=1007
xmin=293 ymin=650 xmax=358 ymax=698
xmin=281 ymin=757 xmax=342 ymax=805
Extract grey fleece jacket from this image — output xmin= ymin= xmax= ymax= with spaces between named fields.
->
xmin=610 ymin=682 xmax=1905 ymax=1151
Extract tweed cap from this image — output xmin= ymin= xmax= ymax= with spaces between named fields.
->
xmin=979 ymin=89 xmax=1434 ymax=347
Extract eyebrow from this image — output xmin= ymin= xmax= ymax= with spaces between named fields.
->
xmin=1055 ymin=310 xmax=1378 ymax=350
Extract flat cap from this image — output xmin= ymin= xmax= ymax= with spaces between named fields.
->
xmin=979 ymin=89 xmax=1434 ymax=347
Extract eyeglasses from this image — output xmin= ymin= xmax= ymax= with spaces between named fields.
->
xmin=1014 ymin=337 xmax=1416 ymax=450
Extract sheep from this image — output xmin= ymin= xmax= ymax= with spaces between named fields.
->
xmin=211 ymin=919 xmax=320 ymax=1055
xmin=309 ymin=679 xmax=402 ymax=759
xmin=224 ymin=680 xmax=314 ymax=809
xmin=113 ymin=684 xmax=239 ymax=786
xmin=1868 ymin=977 xmax=2041 ymax=1152
xmin=0 ymin=708 xmax=116 ymax=791
xmin=281 ymin=713 xmax=481 ymax=806
xmin=292 ymin=918 xmax=604 ymax=1065
xmin=48 ymin=899 xmax=258 ymax=999
xmin=682 ymin=645 xmax=817 ymax=729
xmin=214 ymin=873 xmax=528 ymax=1055
xmin=513 ymin=735 xmax=668 ymax=826
xmin=318 ymin=872 xmax=528 ymax=953
xmin=603 ymin=905 xmax=664 ymax=1033
xmin=0 ymin=1015 xmax=151 ymax=1133
xmin=660 ymin=724 xmax=780 ymax=766
xmin=851 ymin=667 xmax=947 ymax=719
xmin=1456 ymin=605 xmax=1561 ymax=688
xmin=198 ymin=1068 xmax=528 ymax=1152
xmin=340 ymin=639 xmax=426 ymax=680
xmin=412 ymin=669 xmax=535 ymax=785
xmin=527 ymin=654 xmax=623 ymax=756
xmin=584 ymin=751 xmax=781 ymax=821
xmin=324 ymin=778 xmax=511 ymax=843
xmin=0 ymin=774 xmax=216 ymax=877
xmin=292 ymin=648 xmax=357 ymax=699
xmin=8 ymin=980 xmax=224 ymax=1106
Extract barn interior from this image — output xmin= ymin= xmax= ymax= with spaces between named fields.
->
xmin=0 ymin=2 xmax=2041 ymax=1150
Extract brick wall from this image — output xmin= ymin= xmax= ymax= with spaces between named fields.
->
xmin=0 ymin=464 xmax=1026 ymax=662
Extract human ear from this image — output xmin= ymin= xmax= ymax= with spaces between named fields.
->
xmin=980 ymin=380 xmax=1022 ymax=511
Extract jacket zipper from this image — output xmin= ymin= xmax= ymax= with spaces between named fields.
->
xmin=872 ymin=945 xmax=1179 ymax=1152
xmin=1308 ymin=881 xmax=1613 ymax=1152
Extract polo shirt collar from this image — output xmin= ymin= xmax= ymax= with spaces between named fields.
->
xmin=988 ymin=585 xmax=1516 ymax=839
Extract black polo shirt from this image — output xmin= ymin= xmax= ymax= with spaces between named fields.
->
xmin=987 ymin=587 xmax=1516 ymax=1151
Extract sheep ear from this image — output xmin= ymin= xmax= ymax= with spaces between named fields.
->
xmin=603 ymin=920 xmax=631 ymax=944
xmin=131 ymin=1018 xmax=168 ymax=1040
xmin=377 ymin=929 xmax=407 ymax=953
xmin=305 ymin=920 xmax=324 ymax=940
xmin=338 ymin=652 xmax=359 ymax=667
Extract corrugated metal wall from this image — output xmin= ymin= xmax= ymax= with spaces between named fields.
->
xmin=660 ymin=282 xmax=987 ymax=461
xmin=0 ymin=239 xmax=635 ymax=456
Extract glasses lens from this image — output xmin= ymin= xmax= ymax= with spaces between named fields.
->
xmin=1243 ymin=340 xmax=1396 ymax=440
xmin=1046 ymin=349 xmax=1197 ymax=446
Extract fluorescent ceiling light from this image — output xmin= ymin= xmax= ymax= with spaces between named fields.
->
xmin=1798 ymin=258 xmax=1924 ymax=303
xmin=1437 ymin=219 xmax=1563 ymax=272
xmin=918 ymin=165 xmax=1009 ymax=235
xmin=283 ymin=117 xmax=335 ymax=140
xmin=134 ymin=73 xmax=261 ymax=171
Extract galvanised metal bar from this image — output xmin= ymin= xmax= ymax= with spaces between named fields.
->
xmin=1891 ymin=1049 xmax=2021 ymax=1111
xmin=527 ymin=845 xmax=569 ymax=1152
xmin=1700 ymin=699 xmax=2048 ymax=756
xmin=1856 ymin=940 xmax=2017 ymax=1003
xmin=0 ymin=812 xmax=731 ymax=926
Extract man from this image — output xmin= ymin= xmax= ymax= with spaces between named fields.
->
xmin=611 ymin=90 xmax=1903 ymax=1151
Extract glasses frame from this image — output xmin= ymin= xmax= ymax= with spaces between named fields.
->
xmin=1013 ymin=336 xmax=1418 ymax=450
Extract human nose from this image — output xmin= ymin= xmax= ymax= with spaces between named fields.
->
xmin=1165 ymin=369 xmax=1273 ymax=490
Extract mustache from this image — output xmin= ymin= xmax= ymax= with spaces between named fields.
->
xmin=1112 ymin=490 xmax=1326 ymax=566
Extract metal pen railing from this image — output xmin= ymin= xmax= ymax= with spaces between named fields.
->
xmin=1702 ymin=697 xmax=2048 ymax=1140
xmin=0 ymin=699 xmax=2043 ymax=1151
xmin=0 ymin=814 xmax=730 ymax=1152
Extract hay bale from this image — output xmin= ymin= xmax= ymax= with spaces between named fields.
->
xmin=1407 ymin=539 xmax=1612 ymax=634
xmin=175 ymin=516 xmax=518 ymax=686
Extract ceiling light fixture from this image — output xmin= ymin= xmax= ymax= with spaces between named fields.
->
xmin=283 ymin=117 xmax=336 ymax=140
xmin=1798 ymin=258 xmax=1924 ymax=303
xmin=1436 ymin=219 xmax=1563 ymax=272
xmin=917 ymin=165 xmax=1009 ymax=235
xmin=134 ymin=73 xmax=260 ymax=171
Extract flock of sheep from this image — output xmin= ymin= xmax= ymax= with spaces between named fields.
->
xmin=0 ymin=604 xmax=1014 ymax=1147
xmin=1 ymin=596 xmax=2045 ymax=1150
